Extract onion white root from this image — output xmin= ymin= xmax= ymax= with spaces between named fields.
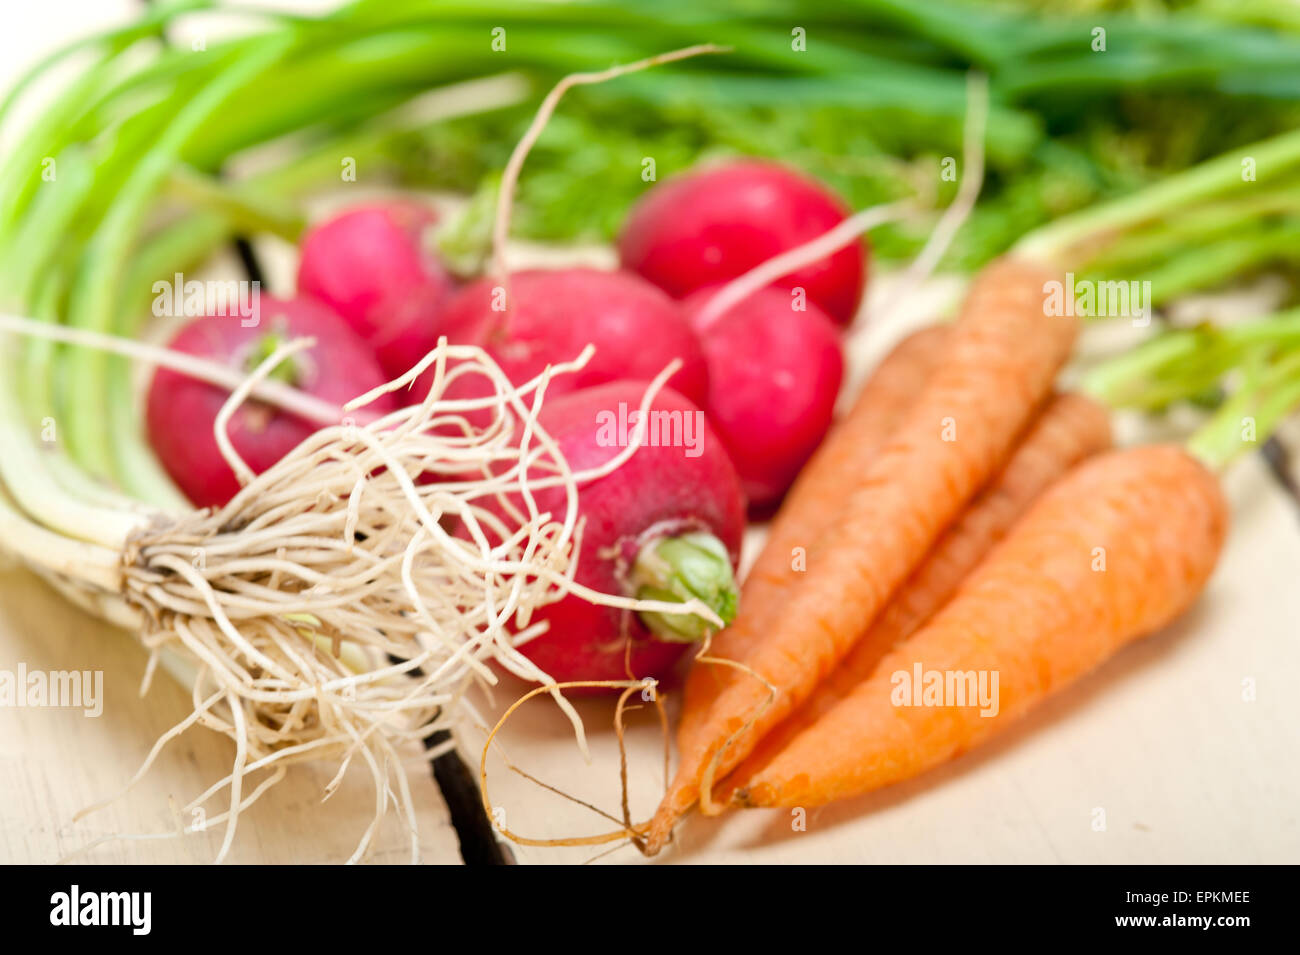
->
xmin=0 ymin=327 xmax=717 ymax=863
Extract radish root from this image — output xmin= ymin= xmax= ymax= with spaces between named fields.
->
xmin=478 ymin=679 xmax=663 ymax=849
xmin=41 ymin=337 xmax=716 ymax=864
xmin=864 ymin=71 xmax=988 ymax=327
xmin=489 ymin=44 xmax=728 ymax=295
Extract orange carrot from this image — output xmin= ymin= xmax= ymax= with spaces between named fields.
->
xmin=734 ymin=445 xmax=1227 ymax=808
xmin=721 ymin=391 xmax=1112 ymax=797
xmin=741 ymin=324 xmax=951 ymax=622
xmin=646 ymin=257 xmax=1077 ymax=853
xmin=677 ymin=325 xmax=950 ymax=758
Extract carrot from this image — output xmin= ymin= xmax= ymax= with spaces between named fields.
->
xmin=740 ymin=324 xmax=951 ymax=622
xmin=646 ymin=256 xmax=1078 ymax=853
xmin=676 ymin=324 xmax=950 ymax=760
xmin=733 ymin=445 xmax=1227 ymax=808
xmin=721 ymin=390 xmax=1112 ymax=797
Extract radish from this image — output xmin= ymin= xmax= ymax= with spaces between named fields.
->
xmin=472 ymin=380 xmax=745 ymax=687
xmin=297 ymin=200 xmax=457 ymax=379
xmin=417 ymin=267 xmax=709 ymax=414
xmin=682 ymin=285 xmax=844 ymax=510
xmin=618 ymin=159 xmax=867 ymax=325
xmin=146 ymin=295 xmax=397 ymax=508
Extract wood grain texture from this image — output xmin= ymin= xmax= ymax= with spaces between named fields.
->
xmin=0 ymin=567 xmax=461 ymax=864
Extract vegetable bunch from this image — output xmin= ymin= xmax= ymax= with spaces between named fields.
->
xmin=4 ymin=0 xmax=1300 ymax=863
xmin=642 ymin=127 xmax=1300 ymax=853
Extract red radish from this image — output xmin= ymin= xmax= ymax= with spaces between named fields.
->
xmin=415 ymin=267 xmax=709 ymax=413
xmin=618 ymin=160 xmax=867 ymax=325
xmin=681 ymin=285 xmax=844 ymax=510
xmin=297 ymin=201 xmax=456 ymax=379
xmin=469 ymin=380 xmax=745 ymax=688
xmin=146 ymin=296 xmax=397 ymax=508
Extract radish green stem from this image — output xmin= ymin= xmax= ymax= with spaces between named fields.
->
xmin=432 ymin=176 xmax=500 ymax=279
xmin=215 ymin=337 xmax=315 ymax=488
xmin=631 ymin=532 xmax=738 ymax=643
xmin=242 ymin=332 xmax=304 ymax=387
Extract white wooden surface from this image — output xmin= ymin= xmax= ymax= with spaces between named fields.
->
xmin=0 ymin=566 xmax=463 ymax=864
xmin=4 ymin=2 xmax=1300 ymax=866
